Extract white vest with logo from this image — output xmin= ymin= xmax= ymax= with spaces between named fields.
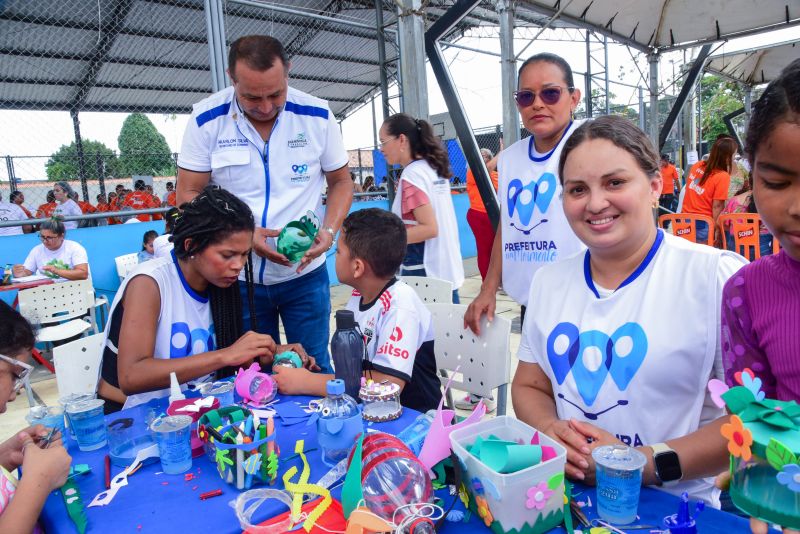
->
xmin=391 ymin=159 xmax=465 ymax=289
xmin=497 ymin=120 xmax=586 ymax=306
xmin=518 ymin=232 xmax=748 ymax=505
xmin=104 ymin=254 xmax=216 ymax=409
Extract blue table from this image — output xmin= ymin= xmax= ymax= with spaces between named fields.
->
xmin=40 ymin=394 xmax=748 ymax=533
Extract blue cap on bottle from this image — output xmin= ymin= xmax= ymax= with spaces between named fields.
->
xmin=326 ymin=379 xmax=345 ymax=395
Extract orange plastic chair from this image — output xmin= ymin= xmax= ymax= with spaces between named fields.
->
xmin=658 ymin=214 xmax=715 ymax=246
xmin=717 ymin=213 xmax=780 ymax=261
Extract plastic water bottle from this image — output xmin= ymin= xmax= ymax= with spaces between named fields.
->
xmin=318 ymin=379 xmax=361 ymax=467
xmin=330 ymin=310 xmax=365 ymax=400
xmin=396 ymin=410 xmax=435 ymax=456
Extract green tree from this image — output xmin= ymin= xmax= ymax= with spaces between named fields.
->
xmin=118 ymin=113 xmax=174 ymax=176
xmin=699 ymin=75 xmax=745 ymax=142
xmin=45 ymin=140 xmax=119 ymax=182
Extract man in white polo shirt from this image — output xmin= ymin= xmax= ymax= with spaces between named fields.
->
xmin=177 ymin=35 xmax=352 ymax=373
xmin=0 ymin=192 xmax=31 ymax=236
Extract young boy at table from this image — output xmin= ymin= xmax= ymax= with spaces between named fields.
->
xmin=0 ymin=301 xmax=71 ymax=532
xmin=273 ymin=209 xmax=441 ymax=413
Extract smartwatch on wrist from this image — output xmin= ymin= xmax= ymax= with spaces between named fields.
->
xmin=651 ymin=443 xmax=682 ymax=487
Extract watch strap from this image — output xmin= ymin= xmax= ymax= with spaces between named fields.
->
xmin=651 ymin=442 xmax=681 ymax=487
xmin=650 ymin=442 xmax=672 ymax=455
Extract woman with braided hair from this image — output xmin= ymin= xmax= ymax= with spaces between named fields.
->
xmin=98 ymin=186 xmax=313 ymax=412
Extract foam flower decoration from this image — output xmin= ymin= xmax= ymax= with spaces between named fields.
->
xmin=475 ymin=496 xmax=494 ymax=527
xmin=197 ymin=424 xmax=209 ymax=442
xmin=741 ymin=372 xmax=766 ymax=401
xmin=471 ymin=477 xmax=484 ymax=496
xmin=721 ymin=415 xmax=753 ymax=461
xmin=776 ymin=464 xmax=800 ymax=493
xmin=526 ymin=481 xmax=555 ymax=510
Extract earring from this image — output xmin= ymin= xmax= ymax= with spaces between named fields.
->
xmin=190 ymin=255 xmax=195 ymax=260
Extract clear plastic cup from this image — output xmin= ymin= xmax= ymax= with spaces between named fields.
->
xmin=593 ymin=445 xmax=647 ymax=524
xmin=150 ymin=415 xmax=193 ymax=475
xmin=59 ymin=392 xmax=97 ymax=441
xmin=65 ymin=399 xmax=107 ymax=451
xmin=107 ymin=416 xmax=156 ymax=468
xmin=26 ymin=405 xmax=68 ymax=450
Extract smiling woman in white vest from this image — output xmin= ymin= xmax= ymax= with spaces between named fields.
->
xmin=380 ymin=113 xmax=465 ymax=303
xmin=511 ymin=115 xmax=748 ymax=506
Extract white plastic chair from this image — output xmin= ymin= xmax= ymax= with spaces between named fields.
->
xmin=52 ymin=334 xmax=104 ymax=398
xmin=115 ymin=253 xmax=139 ymax=282
xmin=427 ymin=303 xmax=512 ymax=415
xmin=400 ymin=276 xmax=453 ymax=304
xmin=73 ymin=279 xmax=106 ymax=334
xmin=17 ymin=281 xmax=94 ymax=344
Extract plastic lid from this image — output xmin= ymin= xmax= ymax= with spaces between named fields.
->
xmin=334 ymin=309 xmax=357 ymax=330
xmin=592 ymin=444 xmax=647 ymax=471
xmin=326 ymin=379 xmax=345 ymax=395
xmin=150 ymin=414 xmax=193 ymax=433
xmin=64 ymin=398 xmax=105 ymax=414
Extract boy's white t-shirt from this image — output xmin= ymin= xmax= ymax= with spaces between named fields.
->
xmin=345 ymin=278 xmax=440 ymax=413
xmin=22 ymin=240 xmax=89 ymax=282
xmin=497 ymin=121 xmax=586 ymax=306
xmin=517 ymin=231 xmax=747 ymax=506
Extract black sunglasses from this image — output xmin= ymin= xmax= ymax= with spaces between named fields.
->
xmin=513 ymin=86 xmax=572 ymax=107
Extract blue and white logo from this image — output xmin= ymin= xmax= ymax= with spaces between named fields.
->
xmin=170 ymin=322 xmax=216 ymax=359
xmin=547 ymin=321 xmax=647 ymax=412
xmin=291 ymin=164 xmax=308 ymax=174
xmin=507 ymin=172 xmax=556 ymax=231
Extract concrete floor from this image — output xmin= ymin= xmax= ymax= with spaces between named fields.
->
xmin=0 ymin=256 xmax=523 ymax=443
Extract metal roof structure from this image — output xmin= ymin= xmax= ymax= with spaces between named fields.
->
xmin=0 ymin=0 xmax=557 ymax=119
xmin=706 ymin=39 xmax=800 ymax=85
xmin=1 ymin=0 xmax=798 ymax=120
xmin=512 ymin=0 xmax=800 ymax=52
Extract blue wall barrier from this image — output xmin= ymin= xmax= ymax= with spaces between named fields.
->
xmin=1 ymin=197 xmax=477 ymax=306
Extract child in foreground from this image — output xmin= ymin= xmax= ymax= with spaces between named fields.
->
xmin=0 ymin=301 xmax=71 ymax=533
xmin=273 ymin=208 xmax=441 ymax=413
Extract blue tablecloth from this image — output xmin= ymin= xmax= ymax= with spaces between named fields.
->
xmin=40 ymin=394 xmax=748 ymax=533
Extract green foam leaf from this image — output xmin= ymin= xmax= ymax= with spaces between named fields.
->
xmin=766 ymin=438 xmax=798 ymax=471
xmin=547 ymin=472 xmax=564 ymax=491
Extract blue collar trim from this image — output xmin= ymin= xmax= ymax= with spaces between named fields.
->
xmin=528 ymin=120 xmax=574 ymax=162
xmin=171 ymin=250 xmax=209 ymax=303
xmin=583 ymin=229 xmax=665 ymax=299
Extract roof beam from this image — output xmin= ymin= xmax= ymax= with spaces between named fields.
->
xmin=69 ymin=0 xmax=136 ymax=112
xmin=0 ymin=45 xmax=392 ymax=69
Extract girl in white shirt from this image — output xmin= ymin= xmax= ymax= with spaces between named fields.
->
xmin=511 ymin=116 xmax=746 ymax=505
xmin=380 ymin=113 xmax=464 ymax=301
xmin=51 ymin=182 xmax=82 ymax=230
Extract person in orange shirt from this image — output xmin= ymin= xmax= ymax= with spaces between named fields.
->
xmin=123 ymin=180 xmax=161 ymax=221
xmin=658 ymin=153 xmax=680 ymax=213
xmin=466 ymin=146 xmax=501 ymax=280
xmin=96 ymin=193 xmax=118 ymax=225
xmin=70 ymin=191 xmax=97 ymax=214
xmin=165 ymin=190 xmax=177 ymax=207
xmin=681 ymin=136 xmax=738 ymax=244
xmin=145 ymin=185 xmax=163 ymax=220
xmin=35 ymin=190 xmax=57 ymax=219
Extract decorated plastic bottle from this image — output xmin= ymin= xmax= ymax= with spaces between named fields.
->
xmin=318 ymin=379 xmax=360 ymax=466
xmin=330 ymin=310 xmax=365 ymax=400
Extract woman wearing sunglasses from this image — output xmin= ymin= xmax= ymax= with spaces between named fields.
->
xmin=463 ymin=53 xmax=586 ymax=401
xmin=12 ymin=218 xmax=89 ymax=282
xmin=0 ymin=301 xmax=72 ymax=532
